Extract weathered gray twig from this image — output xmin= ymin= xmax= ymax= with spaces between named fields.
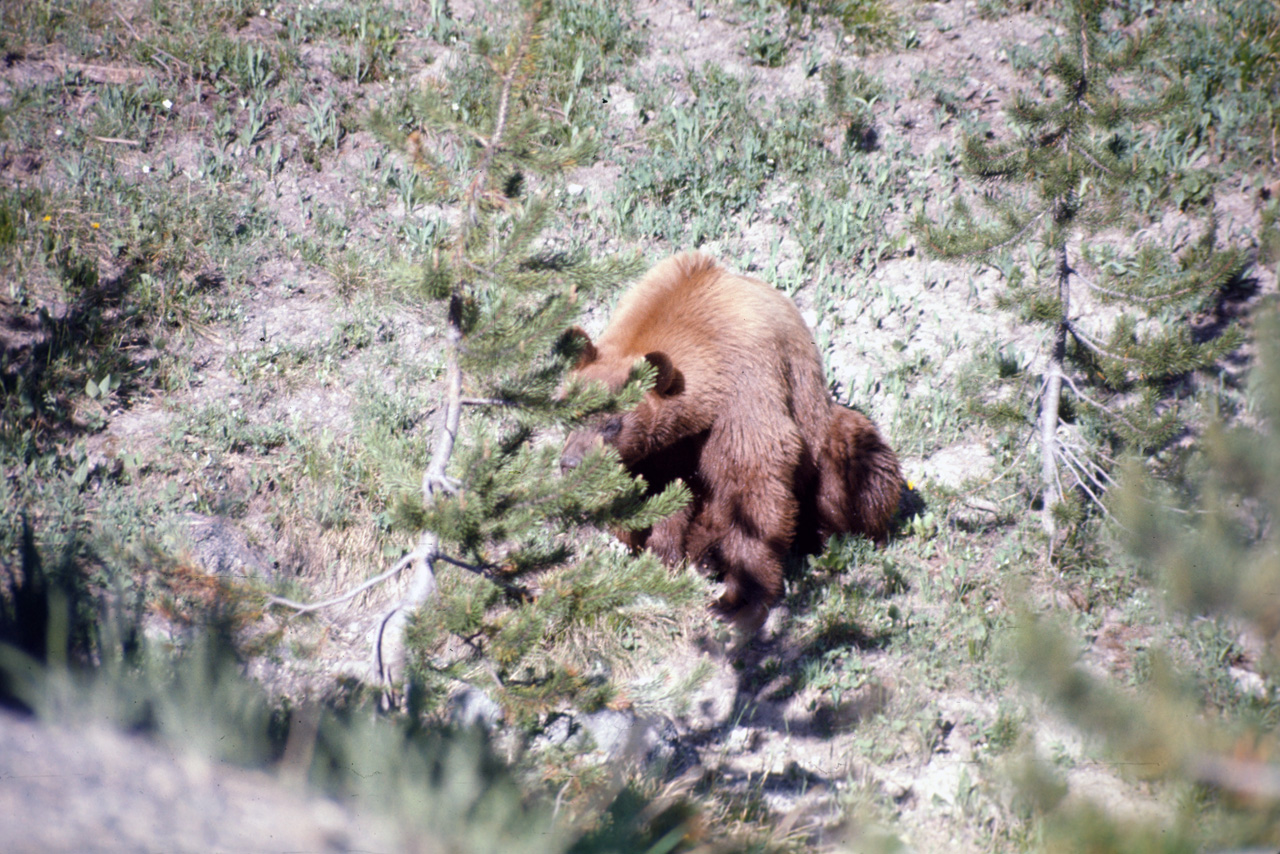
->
xmin=1040 ymin=243 xmax=1070 ymax=538
xmin=266 ymin=555 xmax=416 ymax=614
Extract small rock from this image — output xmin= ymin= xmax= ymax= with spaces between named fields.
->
xmin=449 ymin=686 xmax=503 ymax=729
xmin=580 ymin=709 xmax=633 ymax=755
xmin=1230 ymin=665 xmax=1265 ymax=697
xmin=539 ymin=713 xmax=577 ymax=747
xmin=185 ymin=514 xmax=275 ymax=580
xmin=725 ymin=727 xmax=758 ymax=753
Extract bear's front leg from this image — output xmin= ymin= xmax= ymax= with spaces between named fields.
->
xmin=637 ymin=501 xmax=694 ymax=566
xmin=688 ymin=484 xmax=795 ymax=637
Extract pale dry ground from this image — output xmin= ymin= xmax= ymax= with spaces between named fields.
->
xmin=0 ymin=707 xmax=401 ymax=853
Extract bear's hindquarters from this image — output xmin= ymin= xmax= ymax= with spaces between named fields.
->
xmin=815 ymin=407 xmax=903 ymax=542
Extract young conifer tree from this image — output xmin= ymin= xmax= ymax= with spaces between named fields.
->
xmin=352 ymin=1 xmax=693 ymax=717
xmin=914 ymin=0 xmax=1247 ymax=539
xmin=1013 ymin=312 xmax=1280 ymax=851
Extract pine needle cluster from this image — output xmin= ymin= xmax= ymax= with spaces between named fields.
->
xmin=368 ymin=0 xmax=697 ymax=722
xmin=914 ymin=0 xmax=1248 ymax=539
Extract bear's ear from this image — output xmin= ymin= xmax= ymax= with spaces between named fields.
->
xmin=561 ymin=326 xmax=597 ymax=368
xmin=643 ymin=351 xmax=684 ymax=396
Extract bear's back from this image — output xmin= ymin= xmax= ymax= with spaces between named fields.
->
xmin=596 ymin=253 xmax=819 ymax=391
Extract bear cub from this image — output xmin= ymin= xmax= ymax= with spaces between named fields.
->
xmin=561 ymin=253 xmax=903 ymax=635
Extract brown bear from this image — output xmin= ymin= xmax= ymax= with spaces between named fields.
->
xmin=561 ymin=253 xmax=903 ymax=634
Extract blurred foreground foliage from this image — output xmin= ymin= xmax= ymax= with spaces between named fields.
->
xmin=1016 ymin=311 xmax=1280 ymax=852
xmin=0 ymin=513 xmax=712 ymax=853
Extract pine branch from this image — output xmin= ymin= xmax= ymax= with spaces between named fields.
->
xmin=462 ymin=397 xmax=517 ymax=407
xmin=1076 ymin=269 xmax=1141 ymax=303
xmin=986 ymin=206 xmax=1051 ymax=256
xmin=914 ymin=203 xmax=1049 ymax=261
xmin=1065 ymin=136 xmax=1119 ymax=179
xmin=1065 ymin=319 xmax=1140 ymax=364
xmin=1059 ymin=372 xmax=1145 ymax=436
xmin=462 ymin=0 xmax=542 ymax=230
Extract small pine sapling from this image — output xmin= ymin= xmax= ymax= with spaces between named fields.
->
xmin=275 ymin=1 xmax=695 ymax=719
xmin=914 ymin=0 xmax=1248 ymax=540
xmin=822 ymin=62 xmax=881 ymax=153
xmin=372 ymin=2 xmax=696 ymax=718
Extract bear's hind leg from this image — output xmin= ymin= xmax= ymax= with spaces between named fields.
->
xmin=818 ymin=407 xmax=903 ymax=542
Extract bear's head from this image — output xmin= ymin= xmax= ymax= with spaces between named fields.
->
xmin=559 ymin=327 xmax=683 ymax=472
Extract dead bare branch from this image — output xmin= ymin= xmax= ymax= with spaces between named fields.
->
xmin=1060 ymin=372 xmax=1145 ymax=436
xmin=265 ymin=554 xmax=416 ymax=614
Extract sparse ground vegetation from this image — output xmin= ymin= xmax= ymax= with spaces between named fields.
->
xmin=1 ymin=0 xmax=1278 ymax=851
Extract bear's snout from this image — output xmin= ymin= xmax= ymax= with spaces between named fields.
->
xmin=559 ymin=431 xmax=602 ymax=474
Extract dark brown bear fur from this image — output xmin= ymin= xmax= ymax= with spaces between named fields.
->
xmin=561 ymin=253 xmax=903 ymax=634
